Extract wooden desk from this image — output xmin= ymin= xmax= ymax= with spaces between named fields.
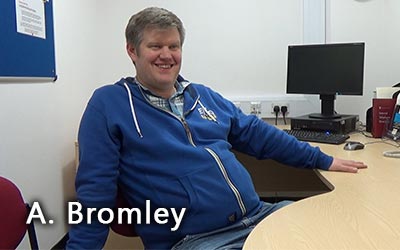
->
xmin=244 ymin=133 xmax=400 ymax=250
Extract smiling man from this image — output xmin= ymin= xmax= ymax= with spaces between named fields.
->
xmin=126 ymin=25 xmax=182 ymax=98
xmin=66 ymin=7 xmax=366 ymax=250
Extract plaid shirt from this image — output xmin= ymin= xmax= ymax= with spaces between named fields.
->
xmin=136 ymin=80 xmax=186 ymax=117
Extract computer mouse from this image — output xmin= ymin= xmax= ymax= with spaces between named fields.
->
xmin=343 ymin=141 xmax=365 ymax=151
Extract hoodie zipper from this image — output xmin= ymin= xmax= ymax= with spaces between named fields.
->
xmin=204 ymin=148 xmax=247 ymax=216
xmin=137 ymin=85 xmax=198 ymax=146
xmin=180 ymin=118 xmax=196 ymax=146
xmin=132 ymin=83 xmax=246 ymax=216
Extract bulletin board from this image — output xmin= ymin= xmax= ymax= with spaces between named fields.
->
xmin=0 ymin=0 xmax=56 ymax=82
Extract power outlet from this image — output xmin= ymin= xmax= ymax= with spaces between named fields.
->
xmin=271 ymin=103 xmax=289 ymax=115
xmin=233 ymin=101 xmax=241 ymax=109
xmin=250 ymin=101 xmax=261 ymax=117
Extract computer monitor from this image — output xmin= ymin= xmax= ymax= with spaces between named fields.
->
xmin=286 ymin=42 xmax=365 ymax=119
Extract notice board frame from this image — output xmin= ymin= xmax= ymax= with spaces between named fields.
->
xmin=0 ymin=0 xmax=57 ymax=82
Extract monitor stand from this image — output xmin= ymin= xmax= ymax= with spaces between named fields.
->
xmin=308 ymin=94 xmax=342 ymax=119
xmin=290 ymin=94 xmax=358 ymax=134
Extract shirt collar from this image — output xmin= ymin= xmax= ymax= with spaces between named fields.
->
xmin=134 ymin=78 xmax=187 ymax=99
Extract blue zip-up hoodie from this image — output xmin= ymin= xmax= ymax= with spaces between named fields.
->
xmin=67 ymin=76 xmax=333 ymax=249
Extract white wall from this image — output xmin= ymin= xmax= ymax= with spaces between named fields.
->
xmin=327 ymin=0 xmax=400 ymax=121
xmin=94 ymin=1 xmax=304 ymax=95
xmin=1 ymin=0 xmax=101 ymax=248
xmin=1 ymin=0 xmax=400 ymax=248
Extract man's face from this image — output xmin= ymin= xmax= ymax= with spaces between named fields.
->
xmin=127 ymin=27 xmax=182 ymax=97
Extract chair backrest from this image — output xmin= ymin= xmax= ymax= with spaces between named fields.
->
xmin=0 ymin=176 xmax=39 ymax=249
xmin=75 ymin=142 xmax=138 ymax=238
xmin=75 ymin=142 xmax=138 ymax=237
xmin=110 ymin=187 xmax=138 ymax=237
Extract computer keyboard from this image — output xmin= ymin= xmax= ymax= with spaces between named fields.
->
xmin=283 ymin=129 xmax=350 ymax=145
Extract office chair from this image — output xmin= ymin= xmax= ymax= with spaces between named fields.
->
xmin=110 ymin=187 xmax=138 ymax=237
xmin=0 ymin=176 xmax=39 ymax=249
xmin=50 ymin=190 xmax=139 ymax=250
xmin=75 ymin=142 xmax=138 ymax=239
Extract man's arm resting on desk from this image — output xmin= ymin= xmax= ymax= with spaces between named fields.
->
xmin=328 ymin=158 xmax=367 ymax=173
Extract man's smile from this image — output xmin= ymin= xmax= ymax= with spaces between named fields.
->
xmin=155 ymin=64 xmax=173 ymax=69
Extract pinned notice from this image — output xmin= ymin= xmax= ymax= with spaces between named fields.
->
xmin=15 ymin=0 xmax=46 ymax=39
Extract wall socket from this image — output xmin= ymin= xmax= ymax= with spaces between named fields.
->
xmin=250 ymin=101 xmax=261 ymax=117
xmin=233 ymin=101 xmax=241 ymax=109
xmin=228 ymin=95 xmax=316 ymax=118
xmin=271 ymin=103 xmax=290 ymax=115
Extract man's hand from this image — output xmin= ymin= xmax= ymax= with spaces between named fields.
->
xmin=328 ymin=158 xmax=368 ymax=173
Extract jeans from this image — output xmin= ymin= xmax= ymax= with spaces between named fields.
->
xmin=171 ymin=200 xmax=293 ymax=250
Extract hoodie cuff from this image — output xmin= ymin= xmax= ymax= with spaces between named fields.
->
xmin=315 ymin=147 xmax=334 ymax=170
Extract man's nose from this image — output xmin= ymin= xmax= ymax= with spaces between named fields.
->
xmin=159 ymin=47 xmax=172 ymax=59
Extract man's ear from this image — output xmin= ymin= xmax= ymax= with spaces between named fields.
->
xmin=126 ymin=43 xmax=138 ymax=61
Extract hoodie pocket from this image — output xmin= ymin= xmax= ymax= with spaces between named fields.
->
xmin=147 ymin=164 xmax=238 ymax=223
xmin=146 ymin=172 xmax=199 ymax=215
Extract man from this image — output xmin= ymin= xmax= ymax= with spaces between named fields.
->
xmin=67 ymin=7 xmax=366 ymax=250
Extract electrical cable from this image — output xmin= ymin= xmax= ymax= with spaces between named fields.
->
xmin=273 ymin=105 xmax=280 ymax=125
xmin=281 ymin=106 xmax=288 ymax=125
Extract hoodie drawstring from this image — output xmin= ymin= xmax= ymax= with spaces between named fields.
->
xmin=123 ymin=82 xmax=143 ymax=138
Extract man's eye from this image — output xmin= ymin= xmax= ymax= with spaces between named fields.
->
xmin=170 ymin=45 xmax=180 ymax=50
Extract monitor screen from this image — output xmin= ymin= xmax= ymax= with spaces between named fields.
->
xmin=286 ymin=42 xmax=365 ymax=119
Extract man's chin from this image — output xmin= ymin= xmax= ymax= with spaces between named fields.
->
xmin=156 ymin=75 xmax=178 ymax=85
